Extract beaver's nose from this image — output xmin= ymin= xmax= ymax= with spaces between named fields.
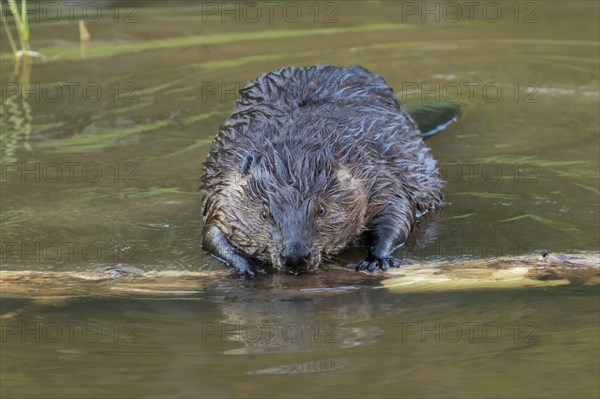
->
xmin=280 ymin=242 xmax=311 ymax=268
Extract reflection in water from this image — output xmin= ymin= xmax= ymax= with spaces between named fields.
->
xmin=247 ymin=358 xmax=349 ymax=375
xmin=1 ymin=56 xmax=32 ymax=162
xmin=216 ymin=283 xmax=386 ymax=355
xmin=1 ymin=278 xmax=598 ymax=398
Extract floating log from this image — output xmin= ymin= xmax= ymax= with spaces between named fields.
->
xmin=383 ymin=252 xmax=599 ymax=292
xmin=0 ymin=253 xmax=597 ymax=299
xmin=0 ymin=268 xmax=227 ymax=299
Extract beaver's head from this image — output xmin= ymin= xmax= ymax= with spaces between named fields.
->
xmin=226 ymin=141 xmax=369 ymax=274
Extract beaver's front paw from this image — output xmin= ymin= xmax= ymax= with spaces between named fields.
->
xmin=355 ymin=255 xmax=400 ymax=272
xmin=232 ymin=260 xmax=255 ymax=278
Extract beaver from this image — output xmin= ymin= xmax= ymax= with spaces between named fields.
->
xmin=201 ymin=64 xmax=457 ymax=276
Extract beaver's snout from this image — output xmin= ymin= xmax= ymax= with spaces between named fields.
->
xmin=280 ymin=242 xmax=311 ymax=270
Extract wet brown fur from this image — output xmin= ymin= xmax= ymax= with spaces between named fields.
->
xmin=201 ymin=65 xmax=442 ymax=274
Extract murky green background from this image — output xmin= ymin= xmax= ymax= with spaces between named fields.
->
xmin=1 ymin=1 xmax=598 ymax=398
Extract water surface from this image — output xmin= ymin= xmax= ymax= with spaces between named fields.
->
xmin=1 ymin=1 xmax=598 ymax=398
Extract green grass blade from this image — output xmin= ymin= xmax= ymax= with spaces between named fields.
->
xmin=21 ymin=0 xmax=29 ymax=43
xmin=0 ymin=2 xmax=19 ymax=56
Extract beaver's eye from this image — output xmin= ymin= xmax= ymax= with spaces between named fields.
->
xmin=317 ymin=204 xmax=326 ymax=217
xmin=260 ymin=211 xmax=268 ymax=221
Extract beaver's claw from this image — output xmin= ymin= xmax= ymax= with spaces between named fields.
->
xmin=355 ymin=255 xmax=400 ymax=272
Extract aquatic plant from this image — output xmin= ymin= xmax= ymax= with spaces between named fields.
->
xmin=1 ymin=1 xmax=33 ymax=161
xmin=3 ymin=0 xmax=31 ymax=59
xmin=0 ymin=3 xmax=18 ymax=56
xmin=79 ymin=20 xmax=90 ymax=58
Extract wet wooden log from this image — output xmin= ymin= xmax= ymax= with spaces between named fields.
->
xmin=0 ymin=268 xmax=228 ymax=299
xmin=382 ymin=252 xmax=599 ymax=292
xmin=0 ymin=253 xmax=597 ymax=299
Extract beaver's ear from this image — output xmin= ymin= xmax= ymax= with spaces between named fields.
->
xmin=241 ymin=151 xmax=260 ymax=177
xmin=324 ymin=148 xmax=339 ymax=171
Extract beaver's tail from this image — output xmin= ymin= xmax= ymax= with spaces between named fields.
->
xmin=404 ymin=101 xmax=462 ymax=139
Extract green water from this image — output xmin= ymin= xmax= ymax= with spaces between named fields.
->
xmin=1 ymin=1 xmax=598 ymax=398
